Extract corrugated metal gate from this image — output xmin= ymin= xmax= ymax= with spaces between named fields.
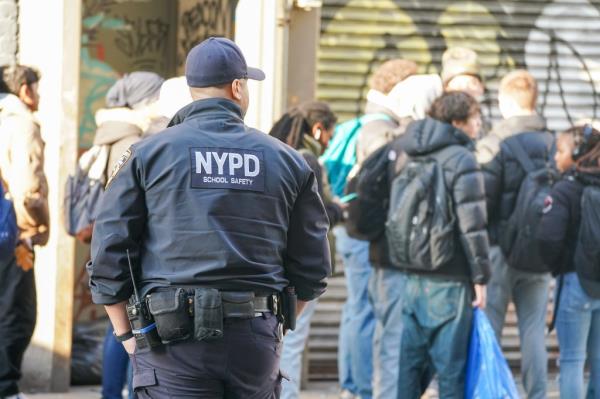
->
xmin=316 ymin=0 xmax=600 ymax=130
xmin=308 ymin=0 xmax=600 ymax=382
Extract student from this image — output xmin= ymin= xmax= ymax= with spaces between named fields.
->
xmin=392 ymin=92 xmax=490 ymax=397
xmin=269 ymin=101 xmax=341 ymax=399
xmin=477 ymin=70 xmax=553 ymax=399
xmin=0 ymin=65 xmax=48 ymax=399
xmin=537 ymin=125 xmax=600 ymax=399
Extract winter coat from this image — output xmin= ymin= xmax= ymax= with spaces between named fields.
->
xmin=0 ymin=93 xmax=49 ymax=245
xmin=476 ymin=115 xmax=554 ymax=244
xmin=93 ymin=107 xmax=145 ymax=176
xmin=399 ymin=117 xmax=491 ymax=284
xmin=537 ymin=170 xmax=600 ymax=275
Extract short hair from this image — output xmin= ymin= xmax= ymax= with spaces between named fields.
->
xmin=499 ymin=69 xmax=537 ymax=110
xmin=369 ymin=59 xmax=418 ymax=94
xmin=428 ymin=91 xmax=480 ymax=124
xmin=0 ymin=65 xmax=40 ymax=95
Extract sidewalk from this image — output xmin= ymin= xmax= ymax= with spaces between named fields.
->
xmin=25 ymin=377 xmax=562 ymax=398
xmin=25 ymin=384 xmax=340 ymax=398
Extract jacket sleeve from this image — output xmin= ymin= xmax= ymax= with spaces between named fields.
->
xmin=536 ymin=182 xmax=570 ymax=273
xmin=284 ymin=169 xmax=331 ymax=301
xmin=452 ymin=155 xmax=491 ymax=284
xmin=4 ymin=115 xmax=49 ymax=245
xmin=87 ymin=147 xmax=146 ymax=305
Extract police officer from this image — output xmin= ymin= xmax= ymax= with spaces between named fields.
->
xmin=87 ymin=37 xmax=331 ymax=398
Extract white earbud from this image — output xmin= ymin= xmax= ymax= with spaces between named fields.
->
xmin=315 ymin=128 xmax=322 ymax=140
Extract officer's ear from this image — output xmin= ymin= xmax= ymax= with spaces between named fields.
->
xmin=231 ymin=79 xmax=244 ymax=102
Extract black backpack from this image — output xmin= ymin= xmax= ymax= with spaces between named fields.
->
xmin=574 ymin=185 xmax=600 ymax=298
xmin=344 ymin=143 xmax=394 ymax=241
xmin=385 ymin=146 xmax=457 ymax=270
xmin=498 ymin=136 xmax=557 ymax=273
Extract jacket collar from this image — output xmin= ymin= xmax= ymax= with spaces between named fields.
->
xmin=491 ymin=114 xmax=547 ymax=139
xmin=168 ymin=98 xmax=244 ymax=129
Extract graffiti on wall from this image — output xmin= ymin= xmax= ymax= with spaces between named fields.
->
xmin=176 ymin=0 xmax=238 ymax=74
xmin=79 ymin=0 xmax=177 ymax=148
xmin=320 ymin=0 xmax=600 ymax=131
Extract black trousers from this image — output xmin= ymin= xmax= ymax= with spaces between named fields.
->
xmin=0 ymin=257 xmax=37 ymax=397
xmin=130 ymin=313 xmax=283 ymax=398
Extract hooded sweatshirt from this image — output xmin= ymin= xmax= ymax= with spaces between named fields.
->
xmin=394 ymin=118 xmax=491 ymax=284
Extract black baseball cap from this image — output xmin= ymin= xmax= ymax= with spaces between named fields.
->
xmin=185 ymin=37 xmax=265 ymax=88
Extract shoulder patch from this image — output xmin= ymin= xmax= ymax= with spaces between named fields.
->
xmin=106 ymin=148 xmax=132 ymax=189
xmin=542 ymin=195 xmax=553 ymax=214
xmin=189 ymin=147 xmax=265 ymax=192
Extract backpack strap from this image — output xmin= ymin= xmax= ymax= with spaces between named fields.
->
xmin=504 ymin=137 xmax=536 ymax=174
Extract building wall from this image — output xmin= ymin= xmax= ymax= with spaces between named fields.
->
xmin=0 ymin=0 xmax=17 ymax=65
xmin=318 ymin=0 xmax=600 ymax=131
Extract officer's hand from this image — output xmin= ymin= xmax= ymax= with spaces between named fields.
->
xmin=122 ymin=337 xmax=136 ymax=355
xmin=472 ymin=284 xmax=487 ymax=309
xmin=15 ymin=242 xmax=34 ymax=272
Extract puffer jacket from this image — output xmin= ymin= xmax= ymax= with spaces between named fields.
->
xmin=476 ymin=115 xmax=554 ymax=244
xmin=399 ymin=118 xmax=491 ymax=284
xmin=0 ymin=93 xmax=49 ymax=245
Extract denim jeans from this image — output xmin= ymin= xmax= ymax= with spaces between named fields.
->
xmin=334 ymin=226 xmax=374 ymax=399
xmin=485 ymin=246 xmax=550 ymax=399
xmin=397 ymin=274 xmax=472 ymax=399
xmin=369 ymin=268 xmax=404 ymax=399
xmin=102 ymin=325 xmax=132 ymax=399
xmin=280 ymin=299 xmax=319 ymax=399
xmin=555 ymin=272 xmax=600 ymax=399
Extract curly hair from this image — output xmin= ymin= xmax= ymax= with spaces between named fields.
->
xmin=369 ymin=59 xmax=418 ymax=95
xmin=427 ymin=91 xmax=480 ymax=124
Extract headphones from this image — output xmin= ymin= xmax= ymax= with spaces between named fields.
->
xmin=572 ymin=124 xmax=594 ymax=160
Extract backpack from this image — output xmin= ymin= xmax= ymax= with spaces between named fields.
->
xmin=385 ymin=146 xmax=457 ymax=270
xmin=574 ymin=185 xmax=600 ymax=298
xmin=345 ymin=141 xmax=404 ymax=241
xmin=0 ymin=182 xmax=18 ymax=260
xmin=320 ymin=113 xmax=392 ymax=197
xmin=64 ymin=145 xmax=110 ymax=236
xmin=498 ymin=136 xmax=557 ymax=273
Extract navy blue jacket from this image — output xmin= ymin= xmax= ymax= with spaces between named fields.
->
xmin=88 ymin=98 xmax=330 ymax=304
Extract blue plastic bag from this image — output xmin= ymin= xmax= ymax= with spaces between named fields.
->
xmin=465 ymin=308 xmax=520 ymax=399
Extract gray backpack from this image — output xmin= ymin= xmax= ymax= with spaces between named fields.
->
xmin=386 ymin=146 xmax=457 ymax=270
xmin=63 ymin=145 xmax=109 ymax=236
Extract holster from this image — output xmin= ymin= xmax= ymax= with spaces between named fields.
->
xmin=281 ymin=286 xmax=297 ymax=331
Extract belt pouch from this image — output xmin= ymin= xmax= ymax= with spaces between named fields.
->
xmin=147 ymin=288 xmax=193 ymax=344
xmin=221 ymin=291 xmax=255 ymax=318
xmin=194 ymin=288 xmax=224 ymax=341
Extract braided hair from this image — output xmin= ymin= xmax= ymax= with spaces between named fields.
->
xmin=269 ymin=101 xmax=337 ymax=150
